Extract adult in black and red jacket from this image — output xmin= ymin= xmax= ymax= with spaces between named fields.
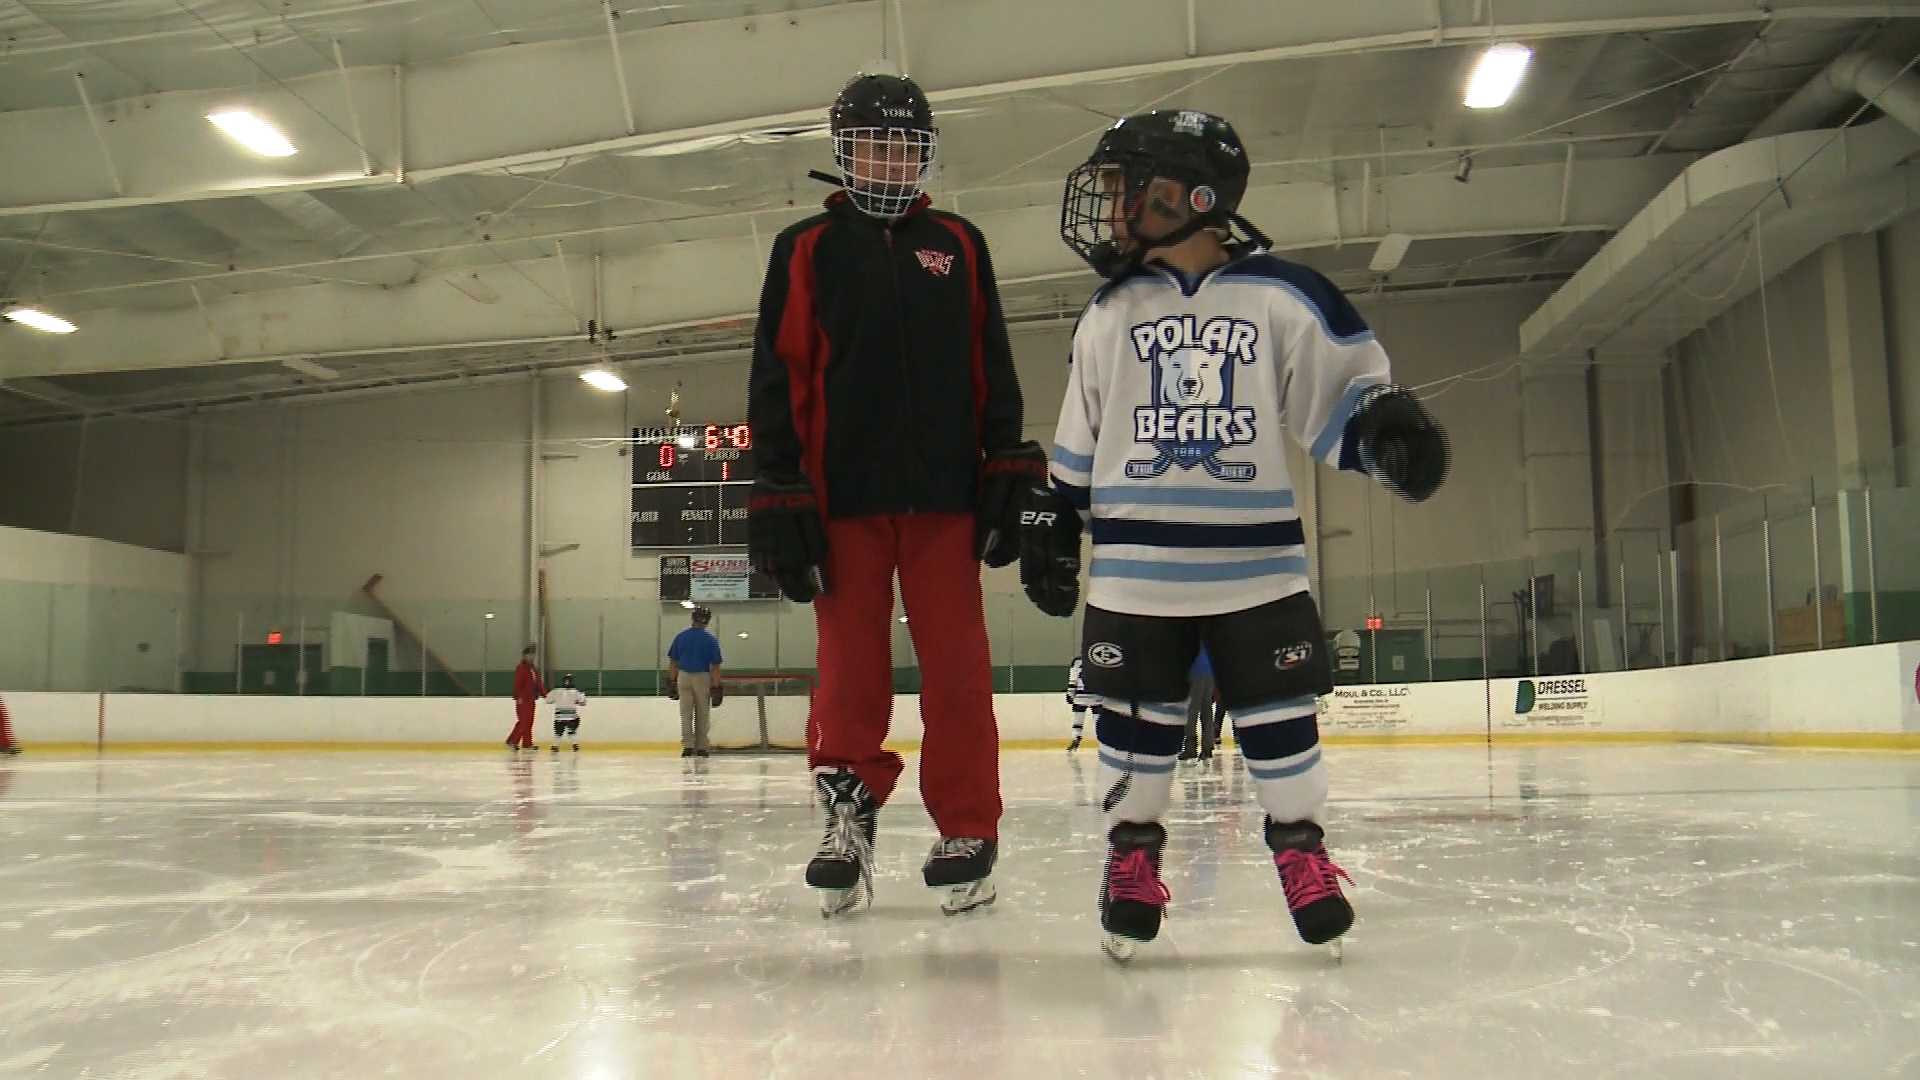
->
xmin=747 ymin=73 xmax=1045 ymax=916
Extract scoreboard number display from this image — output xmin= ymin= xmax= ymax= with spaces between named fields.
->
xmin=630 ymin=423 xmax=756 ymax=550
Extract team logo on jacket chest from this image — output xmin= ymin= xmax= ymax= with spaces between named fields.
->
xmin=915 ymin=249 xmax=955 ymax=277
xmin=1128 ymin=315 xmax=1260 ymax=481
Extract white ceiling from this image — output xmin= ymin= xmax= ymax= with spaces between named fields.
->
xmin=3 ymin=0 xmax=1919 ymax=422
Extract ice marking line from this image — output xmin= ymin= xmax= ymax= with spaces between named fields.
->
xmin=414 ymin=926 xmax=492 ymax=1008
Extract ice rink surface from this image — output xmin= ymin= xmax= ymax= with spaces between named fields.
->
xmin=1 ymin=744 xmax=1916 ymax=1079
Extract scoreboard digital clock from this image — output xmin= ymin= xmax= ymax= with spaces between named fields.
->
xmin=630 ymin=423 xmax=758 ymax=549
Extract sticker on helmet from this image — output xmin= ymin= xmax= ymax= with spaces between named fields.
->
xmin=1190 ymin=185 xmax=1217 ymax=213
xmin=1172 ymin=110 xmax=1209 ymax=136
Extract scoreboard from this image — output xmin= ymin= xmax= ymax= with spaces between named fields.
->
xmin=630 ymin=423 xmax=756 ymax=549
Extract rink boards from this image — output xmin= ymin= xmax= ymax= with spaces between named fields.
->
xmin=7 ymin=641 xmax=1919 ymax=751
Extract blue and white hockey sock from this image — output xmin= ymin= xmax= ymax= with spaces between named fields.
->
xmin=1231 ymin=695 xmax=1328 ymax=825
xmin=1093 ymin=698 xmax=1185 ymax=826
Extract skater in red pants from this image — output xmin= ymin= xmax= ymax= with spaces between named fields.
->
xmin=0 ymin=696 xmax=19 ymax=755
xmin=506 ymin=645 xmax=545 ymax=751
xmin=746 ymin=72 xmax=1046 ymax=918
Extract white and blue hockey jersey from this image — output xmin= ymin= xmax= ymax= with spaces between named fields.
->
xmin=1048 ymin=251 xmax=1392 ymax=618
xmin=546 ymin=687 xmax=588 ymax=720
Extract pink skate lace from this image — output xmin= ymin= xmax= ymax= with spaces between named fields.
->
xmin=1274 ymin=846 xmax=1353 ymax=912
xmin=1107 ymin=847 xmax=1171 ymax=906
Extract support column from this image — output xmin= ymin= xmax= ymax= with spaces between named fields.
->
xmin=1823 ymin=233 xmax=1895 ymax=488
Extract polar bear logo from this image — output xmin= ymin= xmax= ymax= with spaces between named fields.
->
xmin=1158 ymin=347 xmax=1226 ymax=407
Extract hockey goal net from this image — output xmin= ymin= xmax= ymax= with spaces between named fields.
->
xmin=707 ymin=672 xmax=814 ymax=754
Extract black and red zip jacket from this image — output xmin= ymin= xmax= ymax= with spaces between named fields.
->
xmin=747 ymin=191 xmax=1025 ymax=519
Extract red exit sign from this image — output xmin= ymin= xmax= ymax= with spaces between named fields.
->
xmin=1364 ymin=616 xmax=1384 ymax=631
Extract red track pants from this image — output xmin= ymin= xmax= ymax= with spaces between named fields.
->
xmin=0 ymin=697 xmax=15 ymax=750
xmin=506 ymin=702 xmax=536 ymax=748
xmin=808 ymin=513 xmax=1002 ymax=839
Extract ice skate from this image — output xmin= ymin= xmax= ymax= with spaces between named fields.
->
xmin=1099 ymin=821 xmax=1169 ymax=963
xmin=1266 ymin=818 xmax=1354 ymax=958
xmin=923 ymin=837 xmax=996 ymax=915
xmin=0 ymin=746 xmax=19 ymax=757
xmin=571 ymin=743 xmax=580 ymax=753
xmin=807 ymin=768 xmax=877 ymax=918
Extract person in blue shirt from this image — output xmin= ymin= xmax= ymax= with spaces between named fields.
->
xmin=666 ymin=607 xmax=725 ymax=758
xmin=1181 ymin=646 xmax=1220 ymax=762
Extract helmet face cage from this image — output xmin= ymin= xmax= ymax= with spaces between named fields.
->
xmin=1061 ymin=154 xmax=1162 ymax=279
xmin=833 ymin=126 xmax=937 ymax=219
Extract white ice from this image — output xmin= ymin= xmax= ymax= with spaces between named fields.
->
xmin=1 ymin=745 xmax=1917 ymax=1079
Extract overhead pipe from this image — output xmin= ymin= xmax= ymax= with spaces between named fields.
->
xmin=1748 ymin=51 xmax=1920 ymax=141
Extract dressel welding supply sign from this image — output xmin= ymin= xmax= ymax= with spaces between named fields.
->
xmin=1507 ymin=677 xmax=1604 ymax=728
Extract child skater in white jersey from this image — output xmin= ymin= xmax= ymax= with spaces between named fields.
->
xmin=1018 ymin=109 xmax=1451 ymax=961
xmin=1065 ymin=656 xmax=1093 ymax=752
xmin=547 ymin=673 xmax=588 ymax=754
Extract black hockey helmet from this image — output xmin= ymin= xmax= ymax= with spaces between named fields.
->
xmin=691 ymin=606 xmax=713 ymax=626
xmin=1061 ymin=109 xmax=1267 ymax=279
xmin=829 ymin=73 xmax=937 ymax=219
xmin=561 ymin=673 xmax=576 ymax=688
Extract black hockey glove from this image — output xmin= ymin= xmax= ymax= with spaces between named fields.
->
xmin=1345 ymin=386 xmax=1451 ymax=503
xmin=747 ymin=475 xmax=829 ymax=603
xmin=976 ymin=441 xmax=1049 ymax=567
xmin=1019 ymin=484 xmax=1083 ymax=617
xmin=709 ymin=681 xmax=724 ymax=707
xmin=665 ymin=677 xmax=679 ymax=702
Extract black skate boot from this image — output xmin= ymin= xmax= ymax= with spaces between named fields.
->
xmin=807 ymin=768 xmax=877 ymax=918
xmin=1100 ymin=821 xmax=1169 ymax=963
xmin=1266 ymin=818 xmax=1354 ymax=959
xmin=923 ymin=838 xmax=997 ymax=915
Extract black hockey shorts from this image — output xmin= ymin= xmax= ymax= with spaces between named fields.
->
xmin=553 ymin=715 xmax=581 ymax=737
xmin=1078 ymin=591 xmax=1334 ymax=710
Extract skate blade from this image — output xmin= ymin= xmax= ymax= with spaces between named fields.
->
xmin=819 ymin=884 xmax=870 ymax=919
xmin=1101 ymin=933 xmax=1140 ymax=963
xmin=938 ymin=879 xmax=996 ymax=916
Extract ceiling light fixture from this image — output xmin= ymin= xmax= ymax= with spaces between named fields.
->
xmin=580 ymin=369 xmax=627 ymax=392
xmin=2 ymin=307 xmax=77 ymax=334
xmin=1464 ymin=42 xmax=1532 ymax=109
xmin=1368 ymin=233 xmax=1414 ymax=273
xmin=207 ymin=109 xmax=297 ymax=157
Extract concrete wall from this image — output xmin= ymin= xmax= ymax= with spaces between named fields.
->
xmin=0 ymin=416 xmax=188 ymax=553
xmin=1662 ymin=215 xmax=1920 ymax=660
xmin=0 ymin=525 xmax=188 ymax=691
